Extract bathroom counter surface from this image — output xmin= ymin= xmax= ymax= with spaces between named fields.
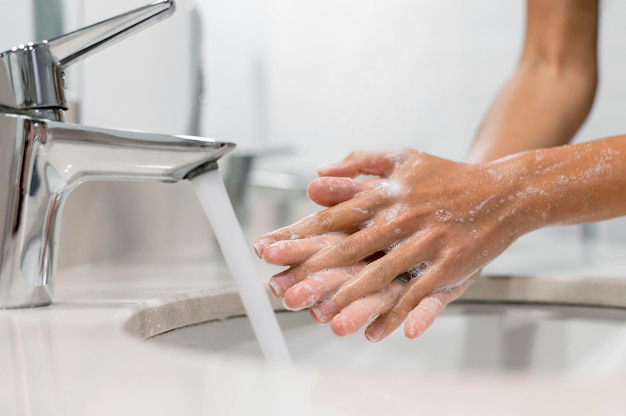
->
xmin=2 ymin=253 xmax=626 ymax=416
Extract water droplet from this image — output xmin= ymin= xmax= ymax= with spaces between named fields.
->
xmin=435 ymin=209 xmax=452 ymax=223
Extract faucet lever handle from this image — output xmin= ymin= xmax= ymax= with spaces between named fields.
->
xmin=48 ymin=0 xmax=175 ymax=68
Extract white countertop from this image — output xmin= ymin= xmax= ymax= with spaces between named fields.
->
xmin=2 ymin=250 xmax=626 ymax=416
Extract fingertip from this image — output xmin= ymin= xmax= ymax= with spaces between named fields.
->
xmin=282 ymin=282 xmax=323 ymax=310
xmin=261 ymin=240 xmax=305 ymax=266
xmin=404 ymin=301 xmax=440 ymax=339
xmin=404 ymin=320 xmax=423 ymax=339
xmin=310 ymin=299 xmax=337 ymax=323
xmin=316 ymin=163 xmax=339 ymax=176
xmin=307 ymin=177 xmax=357 ymax=207
xmin=253 ymin=237 xmax=276 ymax=258
xmin=269 ymin=273 xmax=296 ymax=297
xmin=329 ymin=314 xmax=358 ymax=337
xmin=260 ymin=243 xmax=286 ymax=265
xmin=282 ymin=297 xmax=302 ymax=311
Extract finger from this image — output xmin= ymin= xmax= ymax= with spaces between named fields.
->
xmin=256 ymin=184 xmax=390 ymax=254
xmin=403 ymin=296 xmax=446 ymax=339
xmin=307 ymin=177 xmax=383 ymax=207
xmin=363 ymin=265 xmax=442 ymax=342
xmin=364 ymin=268 xmax=480 ymax=342
xmin=282 ymin=263 xmax=365 ymax=310
xmin=287 ymin=217 xmax=414 ymax=295
xmin=317 ymin=150 xmax=406 ymax=178
xmin=328 ymin=280 xmax=404 ymax=336
xmin=261 ymin=232 xmax=348 ymax=265
xmin=310 ymin=230 xmax=439 ymax=323
xmin=404 ymin=271 xmax=479 ymax=339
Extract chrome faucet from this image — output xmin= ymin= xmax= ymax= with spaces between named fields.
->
xmin=0 ymin=0 xmax=234 ymax=308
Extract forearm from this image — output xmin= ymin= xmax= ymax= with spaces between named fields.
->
xmin=466 ymin=0 xmax=598 ymax=163
xmin=489 ymin=135 xmax=626 ymax=234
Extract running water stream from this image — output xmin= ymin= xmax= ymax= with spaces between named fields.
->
xmin=191 ymin=170 xmax=293 ymax=367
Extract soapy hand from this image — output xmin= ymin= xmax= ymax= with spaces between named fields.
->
xmin=255 ymin=149 xmax=530 ymax=342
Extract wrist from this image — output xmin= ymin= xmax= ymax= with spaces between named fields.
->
xmin=482 ymin=150 xmax=559 ymax=237
xmin=485 ymin=138 xmax=626 ymax=233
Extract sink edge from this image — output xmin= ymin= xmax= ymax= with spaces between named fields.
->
xmin=125 ymin=274 xmax=626 ymax=340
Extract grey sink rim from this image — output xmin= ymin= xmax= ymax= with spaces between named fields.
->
xmin=123 ymin=273 xmax=626 ymax=341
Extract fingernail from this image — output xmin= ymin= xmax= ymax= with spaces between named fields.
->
xmin=365 ymin=324 xmax=385 ymax=343
xmin=310 ymin=299 xmax=337 ymax=322
xmin=253 ymin=237 xmax=276 ymax=258
xmin=269 ymin=273 xmax=296 ymax=296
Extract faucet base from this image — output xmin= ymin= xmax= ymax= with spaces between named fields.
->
xmin=0 ymin=290 xmax=53 ymax=309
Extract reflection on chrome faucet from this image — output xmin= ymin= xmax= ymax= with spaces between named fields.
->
xmin=0 ymin=0 xmax=234 ymax=308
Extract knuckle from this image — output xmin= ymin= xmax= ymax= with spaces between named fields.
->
xmin=315 ymin=210 xmax=335 ymax=230
xmin=355 ymin=260 xmax=396 ymax=290
xmin=331 ymin=238 xmax=360 ymax=262
xmin=368 ymin=260 xmax=394 ymax=282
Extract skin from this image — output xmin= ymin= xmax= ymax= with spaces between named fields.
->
xmin=254 ymin=0 xmax=610 ymax=342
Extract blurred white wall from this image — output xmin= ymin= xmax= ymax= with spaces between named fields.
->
xmin=260 ymin=0 xmax=523 ymax=167
xmin=0 ymin=2 xmax=33 ymax=49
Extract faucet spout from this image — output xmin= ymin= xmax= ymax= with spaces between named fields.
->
xmin=0 ymin=113 xmax=234 ymax=308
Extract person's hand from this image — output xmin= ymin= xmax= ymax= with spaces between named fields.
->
xmin=255 ymin=149 xmax=532 ymax=341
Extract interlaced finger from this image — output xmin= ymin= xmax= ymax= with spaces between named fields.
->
xmin=404 ymin=271 xmax=480 ymax=339
xmin=311 ymin=230 xmax=441 ymax=323
xmin=261 ymin=232 xmax=348 ymax=266
xmin=364 ymin=266 xmax=479 ymax=342
xmin=256 ymin=184 xmax=390 ymax=249
xmin=286 ymin=216 xmax=416 ymax=289
xmin=282 ymin=263 xmax=366 ymax=310
xmin=328 ymin=280 xmax=405 ymax=337
xmin=307 ymin=177 xmax=383 ymax=207
xmin=318 ymin=150 xmax=408 ymax=178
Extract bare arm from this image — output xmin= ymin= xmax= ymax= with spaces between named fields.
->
xmin=466 ymin=0 xmax=598 ymax=162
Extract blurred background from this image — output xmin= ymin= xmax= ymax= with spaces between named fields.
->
xmin=1 ymin=0 xmax=625 ymax=271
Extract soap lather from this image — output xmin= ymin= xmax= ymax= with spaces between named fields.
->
xmin=0 ymin=0 xmax=234 ymax=308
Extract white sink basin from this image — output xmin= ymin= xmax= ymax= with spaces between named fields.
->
xmin=148 ymin=295 xmax=626 ymax=377
xmin=129 ymin=239 xmax=626 ymax=380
